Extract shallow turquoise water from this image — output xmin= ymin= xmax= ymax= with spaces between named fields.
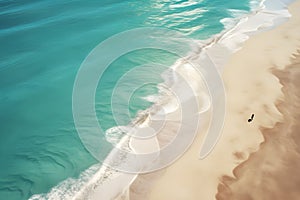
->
xmin=0 ymin=0 xmax=251 ymax=199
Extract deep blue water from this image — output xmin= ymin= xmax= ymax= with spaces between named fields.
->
xmin=0 ymin=0 xmax=251 ymax=199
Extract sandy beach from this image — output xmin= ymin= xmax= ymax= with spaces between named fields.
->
xmin=128 ymin=1 xmax=300 ymax=199
xmin=217 ymin=52 xmax=300 ymax=200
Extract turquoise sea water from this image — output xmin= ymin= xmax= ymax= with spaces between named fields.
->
xmin=0 ymin=0 xmax=252 ymax=199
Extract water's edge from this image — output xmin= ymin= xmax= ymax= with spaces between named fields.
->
xmin=29 ymin=0 xmax=294 ymax=199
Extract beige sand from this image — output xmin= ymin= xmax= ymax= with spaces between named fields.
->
xmin=129 ymin=1 xmax=300 ymax=199
xmin=217 ymin=51 xmax=300 ymax=200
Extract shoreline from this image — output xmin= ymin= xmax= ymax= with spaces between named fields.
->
xmin=85 ymin=0 xmax=294 ymax=199
xmin=28 ymin=0 xmax=298 ymax=199
xmin=128 ymin=0 xmax=300 ymax=199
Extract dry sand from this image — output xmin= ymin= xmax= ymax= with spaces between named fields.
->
xmin=128 ymin=0 xmax=300 ymax=199
xmin=217 ymin=51 xmax=300 ymax=200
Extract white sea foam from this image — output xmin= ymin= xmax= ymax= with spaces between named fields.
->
xmin=30 ymin=0 xmax=295 ymax=199
xmin=29 ymin=164 xmax=101 ymax=200
xmin=105 ymin=126 xmax=130 ymax=146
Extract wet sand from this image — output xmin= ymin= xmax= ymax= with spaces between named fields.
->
xmin=128 ymin=0 xmax=300 ymax=199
